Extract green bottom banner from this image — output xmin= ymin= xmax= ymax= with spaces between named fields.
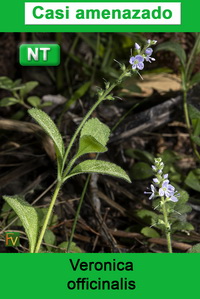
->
xmin=0 ymin=253 xmax=198 ymax=298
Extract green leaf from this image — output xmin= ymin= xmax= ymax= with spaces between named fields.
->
xmin=189 ymin=243 xmax=200 ymax=253
xmin=130 ymin=162 xmax=153 ymax=180
xmin=191 ymin=135 xmax=200 ymax=146
xmin=0 ymin=97 xmax=19 ymax=107
xmin=76 ymin=135 xmax=107 ymax=157
xmin=155 ymin=41 xmax=186 ymax=66
xmin=44 ymin=229 xmax=56 ymax=252
xmin=27 ymin=96 xmax=41 ymax=108
xmin=192 ymin=118 xmax=200 ymax=136
xmin=135 ymin=209 xmax=158 ymax=225
xmin=66 ymin=160 xmax=131 ymax=183
xmin=76 ymin=118 xmax=110 ymax=158
xmin=172 ymin=221 xmax=194 ymax=233
xmin=189 ymin=72 xmax=200 ymax=87
xmin=20 ymin=81 xmax=38 ymax=98
xmin=62 ymin=81 xmax=91 ymax=112
xmin=28 ymin=108 xmax=64 ymax=159
xmin=3 ymin=195 xmax=39 ymax=253
xmin=188 ymin=104 xmax=200 ymax=120
xmin=125 ymin=149 xmax=154 ymax=163
xmin=58 ymin=242 xmax=82 ymax=253
xmin=141 ymin=227 xmax=160 ymax=238
xmin=81 ymin=118 xmax=110 ymax=147
xmin=160 ymin=149 xmax=178 ymax=164
xmin=13 ymin=79 xmax=22 ymax=87
xmin=185 ymin=169 xmax=200 ymax=192
xmin=0 ymin=76 xmax=14 ymax=91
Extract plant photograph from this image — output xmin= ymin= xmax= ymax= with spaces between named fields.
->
xmin=0 ymin=32 xmax=200 ymax=253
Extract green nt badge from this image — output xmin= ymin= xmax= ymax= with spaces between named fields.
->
xmin=19 ymin=44 xmax=60 ymax=66
xmin=5 ymin=232 xmax=20 ymax=247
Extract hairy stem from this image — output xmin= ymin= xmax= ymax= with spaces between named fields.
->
xmin=34 ymin=181 xmax=62 ymax=253
xmin=161 ymin=197 xmax=172 ymax=253
xmin=62 ymin=68 xmax=129 ymax=176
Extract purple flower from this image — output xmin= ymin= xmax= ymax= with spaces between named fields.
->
xmin=145 ymin=55 xmax=156 ymax=63
xmin=159 ymin=180 xmax=175 ymax=197
xmin=129 ymin=55 xmax=144 ymax=70
xmin=144 ymin=184 xmax=156 ymax=200
xmin=153 ymin=178 xmax=159 ymax=184
xmin=169 ymin=194 xmax=178 ymax=202
xmin=135 ymin=43 xmax=140 ymax=50
xmin=145 ymin=48 xmax=153 ymax=56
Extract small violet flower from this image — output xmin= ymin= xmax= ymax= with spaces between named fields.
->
xmin=144 ymin=184 xmax=156 ymax=200
xmin=129 ymin=55 xmax=144 ymax=70
xmin=159 ymin=180 xmax=175 ymax=198
xmin=145 ymin=55 xmax=156 ymax=63
xmin=145 ymin=158 xmax=179 ymax=203
xmin=129 ymin=40 xmax=156 ymax=73
xmin=145 ymin=48 xmax=153 ymax=56
xmin=135 ymin=43 xmax=140 ymax=50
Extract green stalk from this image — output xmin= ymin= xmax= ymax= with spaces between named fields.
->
xmin=185 ymin=33 xmax=200 ymax=83
xmin=34 ymin=181 xmax=62 ymax=253
xmin=182 ymin=75 xmax=200 ymax=160
xmin=35 ymin=67 xmax=132 ymax=253
xmin=161 ymin=197 xmax=172 ymax=253
xmin=181 ymin=33 xmax=200 ymax=161
xmin=62 ymin=68 xmax=130 ymax=175
xmin=66 ymin=175 xmax=91 ymax=253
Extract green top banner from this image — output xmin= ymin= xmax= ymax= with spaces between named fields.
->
xmin=0 ymin=0 xmax=199 ymax=32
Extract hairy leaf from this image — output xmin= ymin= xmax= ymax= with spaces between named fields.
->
xmin=189 ymin=243 xmax=200 ymax=253
xmin=28 ymin=108 xmax=64 ymax=158
xmin=76 ymin=118 xmax=110 ymax=157
xmin=3 ymin=195 xmax=39 ymax=253
xmin=58 ymin=242 xmax=82 ymax=253
xmin=76 ymin=135 xmax=107 ymax=157
xmin=81 ymin=118 xmax=110 ymax=146
xmin=65 ymin=160 xmax=131 ymax=183
xmin=44 ymin=229 xmax=56 ymax=252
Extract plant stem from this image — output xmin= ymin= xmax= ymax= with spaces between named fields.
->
xmin=161 ymin=197 xmax=172 ymax=253
xmin=185 ymin=33 xmax=200 ymax=83
xmin=34 ymin=181 xmax=62 ymax=253
xmin=62 ymin=68 xmax=129 ymax=175
xmin=66 ymin=175 xmax=91 ymax=252
xmin=35 ymin=68 xmax=131 ymax=253
xmin=182 ymin=85 xmax=200 ymax=160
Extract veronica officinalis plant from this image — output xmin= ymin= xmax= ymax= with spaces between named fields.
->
xmin=3 ymin=39 xmax=157 ymax=253
xmin=144 ymin=158 xmax=180 ymax=253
